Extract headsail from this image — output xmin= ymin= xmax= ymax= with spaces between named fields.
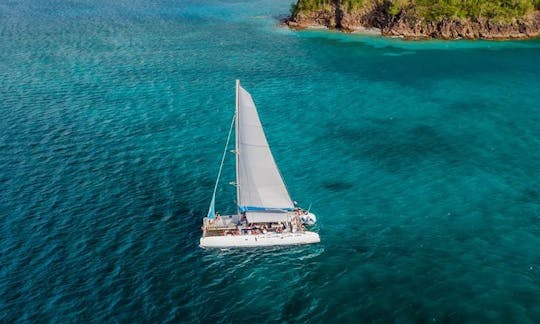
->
xmin=236 ymin=81 xmax=294 ymax=213
xmin=206 ymin=112 xmax=236 ymax=219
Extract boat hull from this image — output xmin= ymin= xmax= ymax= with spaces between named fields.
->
xmin=200 ymin=231 xmax=320 ymax=248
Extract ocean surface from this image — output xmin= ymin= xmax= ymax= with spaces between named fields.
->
xmin=1 ymin=0 xmax=540 ymax=322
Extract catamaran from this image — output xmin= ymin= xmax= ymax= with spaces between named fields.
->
xmin=200 ymin=80 xmax=320 ymax=248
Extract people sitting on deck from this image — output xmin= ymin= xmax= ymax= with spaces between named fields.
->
xmin=209 ymin=212 xmax=221 ymax=225
xmin=224 ymin=229 xmax=239 ymax=236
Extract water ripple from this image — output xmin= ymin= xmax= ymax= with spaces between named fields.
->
xmin=2 ymin=0 xmax=540 ymax=322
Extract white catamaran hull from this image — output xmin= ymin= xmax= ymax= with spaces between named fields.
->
xmin=200 ymin=231 xmax=320 ymax=248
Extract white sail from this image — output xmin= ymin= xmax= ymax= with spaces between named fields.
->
xmin=236 ymin=82 xmax=294 ymax=212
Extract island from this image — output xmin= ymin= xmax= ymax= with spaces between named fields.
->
xmin=285 ymin=0 xmax=540 ymax=39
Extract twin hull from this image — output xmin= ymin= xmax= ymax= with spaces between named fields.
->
xmin=200 ymin=231 xmax=320 ymax=248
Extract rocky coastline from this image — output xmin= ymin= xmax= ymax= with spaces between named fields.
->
xmin=285 ymin=1 xmax=540 ymax=40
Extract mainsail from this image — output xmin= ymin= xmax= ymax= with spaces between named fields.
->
xmin=236 ymin=81 xmax=294 ymax=213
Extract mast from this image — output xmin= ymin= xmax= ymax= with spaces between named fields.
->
xmin=235 ymin=79 xmax=240 ymax=216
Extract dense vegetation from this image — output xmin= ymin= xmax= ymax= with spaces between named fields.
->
xmin=293 ymin=0 xmax=540 ymax=22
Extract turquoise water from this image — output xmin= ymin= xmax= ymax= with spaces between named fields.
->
xmin=2 ymin=0 xmax=540 ymax=322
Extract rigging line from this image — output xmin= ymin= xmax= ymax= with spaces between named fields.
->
xmin=207 ymin=112 xmax=236 ymax=218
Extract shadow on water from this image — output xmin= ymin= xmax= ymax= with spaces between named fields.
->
xmin=323 ymin=120 xmax=463 ymax=173
xmin=321 ymin=181 xmax=355 ymax=192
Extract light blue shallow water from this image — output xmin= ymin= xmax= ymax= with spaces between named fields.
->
xmin=1 ymin=0 xmax=540 ymax=322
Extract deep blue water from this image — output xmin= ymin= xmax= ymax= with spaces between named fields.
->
xmin=2 ymin=0 xmax=540 ymax=322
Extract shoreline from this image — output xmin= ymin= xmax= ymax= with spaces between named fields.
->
xmin=285 ymin=8 xmax=540 ymax=41
xmin=285 ymin=22 xmax=540 ymax=41
xmin=283 ymin=20 xmax=384 ymax=37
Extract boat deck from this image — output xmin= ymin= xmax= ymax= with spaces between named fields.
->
xmin=201 ymin=213 xmax=305 ymax=238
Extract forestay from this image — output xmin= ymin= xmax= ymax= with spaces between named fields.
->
xmin=236 ymin=84 xmax=294 ymax=212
